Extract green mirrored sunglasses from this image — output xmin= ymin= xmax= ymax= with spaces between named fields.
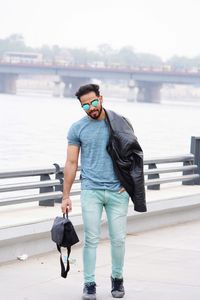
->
xmin=82 ymin=99 xmax=99 ymax=111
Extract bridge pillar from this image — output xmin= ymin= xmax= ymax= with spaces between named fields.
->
xmin=61 ymin=77 xmax=91 ymax=98
xmin=136 ymin=81 xmax=162 ymax=103
xmin=53 ymin=79 xmax=62 ymax=97
xmin=127 ymin=79 xmax=137 ymax=102
xmin=0 ymin=74 xmax=18 ymax=94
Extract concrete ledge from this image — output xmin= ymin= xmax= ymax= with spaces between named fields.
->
xmin=1 ymin=193 xmax=200 ymax=264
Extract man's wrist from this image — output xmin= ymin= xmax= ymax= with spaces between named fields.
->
xmin=62 ymin=194 xmax=70 ymax=199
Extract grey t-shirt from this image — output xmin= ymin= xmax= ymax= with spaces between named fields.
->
xmin=67 ymin=116 xmax=121 ymax=191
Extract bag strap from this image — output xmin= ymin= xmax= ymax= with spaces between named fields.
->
xmin=63 ymin=210 xmax=68 ymax=219
xmin=58 ymin=210 xmax=70 ymax=278
xmin=54 ymin=209 xmax=71 ymax=278
xmin=57 ymin=244 xmax=71 ymax=278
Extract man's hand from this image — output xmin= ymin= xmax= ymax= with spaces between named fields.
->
xmin=61 ymin=197 xmax=72 ymax=213
xmin=118 ymin=187 xmax=126 ymax=193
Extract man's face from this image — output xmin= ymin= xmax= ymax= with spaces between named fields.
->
xmin=80 ymin=91 xmax=103 ymax=120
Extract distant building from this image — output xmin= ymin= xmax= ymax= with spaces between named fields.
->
xmin=2 ymin=52 xmax=43 ymax=64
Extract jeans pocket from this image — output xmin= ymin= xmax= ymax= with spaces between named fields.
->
xmin=118 ymin=190 xmax=129 ymax=201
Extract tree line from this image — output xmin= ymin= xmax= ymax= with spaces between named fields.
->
xmin=1 ymin=34 xmax=200 ymax=70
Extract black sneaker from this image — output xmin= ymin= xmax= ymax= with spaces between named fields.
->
xmin=111 ymin=276 xmax=125 ymax=298
xmin=82 ymin=282 xmax=96 ymax=300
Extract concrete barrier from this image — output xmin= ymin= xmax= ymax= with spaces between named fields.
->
xmin=1 ymin=192 xmax=200 ymax=264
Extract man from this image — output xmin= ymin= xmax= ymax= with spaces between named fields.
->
xmin=61 ymin=84 xmax=145 ymax=300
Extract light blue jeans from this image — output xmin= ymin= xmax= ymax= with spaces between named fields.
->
xmin=81 ymin=189 xmax=129 ymax=283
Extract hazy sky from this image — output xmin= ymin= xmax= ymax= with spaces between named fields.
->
xmin=1 ymin=0 xmax=200 ymax=60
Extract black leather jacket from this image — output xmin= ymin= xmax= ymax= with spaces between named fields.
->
xmin=105 ymin=109 xmax=147 ymax=212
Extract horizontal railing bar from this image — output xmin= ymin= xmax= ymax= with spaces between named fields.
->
xmin=145 ymin=174 xmax=199 ymax=186
xmin=0 ymin=155 xmax=195 ymax=179
xmin=0 ymin=180 xmax=61 ymax=192
xmin=144 ymin=154 xmax=194 ymax=165
xmin=1 ymin=174 xmax=199 ymax=205
xmin=0 ymin=167 xmax=57 ymax=179
xmin=144 ymin=165 xmax=198 ymax=175
xmin=64 ymin=156 xmax=195 ymax=170
xmin=0 ymin=192 xmax=63 ymax=206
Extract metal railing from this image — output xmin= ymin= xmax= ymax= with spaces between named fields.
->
xmin=0 ymin=136 xmax=200 ymax=207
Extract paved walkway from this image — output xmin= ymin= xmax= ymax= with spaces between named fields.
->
xmin=1 ymin=219 xmax=200 ymax=300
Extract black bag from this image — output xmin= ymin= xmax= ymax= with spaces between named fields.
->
xmin=51 ymin=212 xmax=79 ymax=278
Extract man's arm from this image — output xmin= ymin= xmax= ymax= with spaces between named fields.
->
xmin=61 ymin=144 xmax=80 ymax=213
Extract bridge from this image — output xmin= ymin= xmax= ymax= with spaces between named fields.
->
xmin=1 ymin=62 xmax=200 ymax=102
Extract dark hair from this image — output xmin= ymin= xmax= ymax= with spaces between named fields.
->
xmin=75 ymin=84 xmax=100 ymax=100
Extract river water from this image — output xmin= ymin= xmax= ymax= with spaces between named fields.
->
xmin=0 ymin=93 xmax=200 ymax=170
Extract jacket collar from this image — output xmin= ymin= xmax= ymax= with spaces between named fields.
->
xmin=104 ymin=108 xmax=118 ymax=122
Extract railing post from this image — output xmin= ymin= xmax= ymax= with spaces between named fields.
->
xmin=39 ymin=174 xmax=55 ymax=206
xmin=53 ymin=163 xmax=64 ymax=203
xmin=182 ymin=159 xmax=195 ymax=185
xmin=190 ymin=136 xmax=200 ymax=185
xmin=147 ymin=163 xmax=160 ymax=190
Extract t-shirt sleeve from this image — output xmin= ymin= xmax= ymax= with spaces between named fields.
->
xmin=67 ymin=124 xmax=81 ymax=147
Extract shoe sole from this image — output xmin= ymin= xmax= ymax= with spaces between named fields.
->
xmin=111 ymin=291 xmax=125 ymax=298
xmin=82 ymin=295 xmax=96 ymax=300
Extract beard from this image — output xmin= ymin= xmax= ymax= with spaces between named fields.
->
xmin=87 ymin=106 xmax=103 ymax=119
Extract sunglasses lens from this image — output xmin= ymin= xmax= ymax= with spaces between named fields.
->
xmin=82 ymin=104 xmax=90 ymax=111
xmin=91 ymin=99 xmax=99 ymax=107
xmin=82 ymin=99 xmax=99 ymax=111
